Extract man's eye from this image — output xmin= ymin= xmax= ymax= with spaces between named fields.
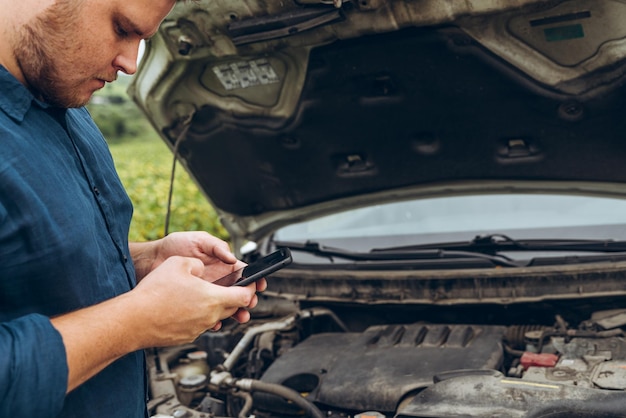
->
xmin=115 ymin=23 xmax=129 ymax=38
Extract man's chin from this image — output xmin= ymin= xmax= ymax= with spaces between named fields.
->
xmin=48 ymin=97 xmax=91 ymax=108
xmin=48 ymin=91 xmax=95 ymax=108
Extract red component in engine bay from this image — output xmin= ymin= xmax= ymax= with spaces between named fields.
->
xmin=520 ymin=352 xmax=559 ymax=369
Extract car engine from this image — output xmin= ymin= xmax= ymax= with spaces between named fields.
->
xmin=147 ymin=297 xmax=626 ymax=418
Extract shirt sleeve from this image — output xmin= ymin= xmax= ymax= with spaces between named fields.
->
xmin=0 ymin=314 xmax=68 ymax=418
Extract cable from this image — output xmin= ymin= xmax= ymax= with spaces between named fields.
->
xmin=164 ymin=113 xmax=195 ymax=236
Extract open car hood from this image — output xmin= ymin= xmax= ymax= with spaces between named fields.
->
xmin=129 ymin=0 xmax=626 ymax=243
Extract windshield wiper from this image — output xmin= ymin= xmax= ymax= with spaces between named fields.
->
xmin=372 ymin=234 xmax=626 ymax=254
xmin=273 ymin=240 xmax=523 ymax=267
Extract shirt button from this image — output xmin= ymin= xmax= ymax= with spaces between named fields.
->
xmin=93 ymin=186 xmax=100 ymax=196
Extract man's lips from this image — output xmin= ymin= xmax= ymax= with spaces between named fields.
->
xmin=92 ymin=78 xmax=115 ymax=90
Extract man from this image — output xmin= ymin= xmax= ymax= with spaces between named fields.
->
xmin=0 ymin=0 xmax=265 ymax=417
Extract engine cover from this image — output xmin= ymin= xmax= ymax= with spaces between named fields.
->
xmin=397 ymin=370 xmax=626 ymax=418
xmin=257 ymin=323 xmax=506 ymax=412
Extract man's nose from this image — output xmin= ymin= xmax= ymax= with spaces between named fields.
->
xmin=113 ymin=42 xmax=139 ymax=75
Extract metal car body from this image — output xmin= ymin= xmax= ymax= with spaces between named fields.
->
xmin=130 ymin=0 xmax=626 ymax=417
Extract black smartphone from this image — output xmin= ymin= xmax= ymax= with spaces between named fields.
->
xmin=213 ymin=248 xmax=292 ymax=287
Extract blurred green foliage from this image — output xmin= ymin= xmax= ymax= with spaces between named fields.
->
xmin=86 ymin=77 xmax=146 ymax=142
xmin=87 ymin=76 xmax=229 ymax=243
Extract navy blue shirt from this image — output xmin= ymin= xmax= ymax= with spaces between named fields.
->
xmin=0 ymin=66 xmax=146 ymax=417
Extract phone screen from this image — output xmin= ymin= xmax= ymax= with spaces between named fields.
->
xmin=213 ymin=248 xmax=292 ymax=287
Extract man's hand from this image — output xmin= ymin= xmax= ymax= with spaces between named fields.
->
xmin=128 ymin=255 xmax=259 ymax=344
xmin=129 ymin=231 xmax=266 ymax=329
xmin=130 ymin=231 xmax=244 ymax=281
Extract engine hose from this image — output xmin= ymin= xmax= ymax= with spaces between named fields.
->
xmin=230 ymin=390 xmax=253 ymax=418
xmin=234 ymin=378 xmax=324 ymax=418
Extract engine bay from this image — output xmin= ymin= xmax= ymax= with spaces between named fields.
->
xmin=147 ymin=296 xmax=626 ymax=418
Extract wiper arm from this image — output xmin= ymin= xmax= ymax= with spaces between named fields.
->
xmin=273 ymin=240 xmax=522 ymax=267
xmin=373 ymin=234 xmax=626 ymax=254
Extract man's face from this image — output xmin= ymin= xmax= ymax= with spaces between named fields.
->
xmin=12 ymin=0 xmax=175 ymax=108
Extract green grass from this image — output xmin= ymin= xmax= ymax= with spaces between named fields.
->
xmin=107 ymin=136 xmax=229 ymax=242
xmin=89 ymin=77 xmax=229 ymax=242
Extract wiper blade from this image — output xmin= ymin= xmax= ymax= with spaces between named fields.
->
xmin=273 ymin=240 xmax=522 ymax=267
xmin=374 ymin=234 xmax=626 ymax=254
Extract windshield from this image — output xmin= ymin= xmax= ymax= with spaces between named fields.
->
xmin=274 ymin=194 xmax=626 ymax=252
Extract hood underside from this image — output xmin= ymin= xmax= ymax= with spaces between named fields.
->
xmin=129 ymin=0 xmax=626 ymax=241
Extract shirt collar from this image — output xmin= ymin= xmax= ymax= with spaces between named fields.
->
xmin=0 ymin=65 xmax=42 ymax=123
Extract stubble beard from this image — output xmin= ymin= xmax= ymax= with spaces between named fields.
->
xmin=13 ymin=0 xmax=92 ymax=108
